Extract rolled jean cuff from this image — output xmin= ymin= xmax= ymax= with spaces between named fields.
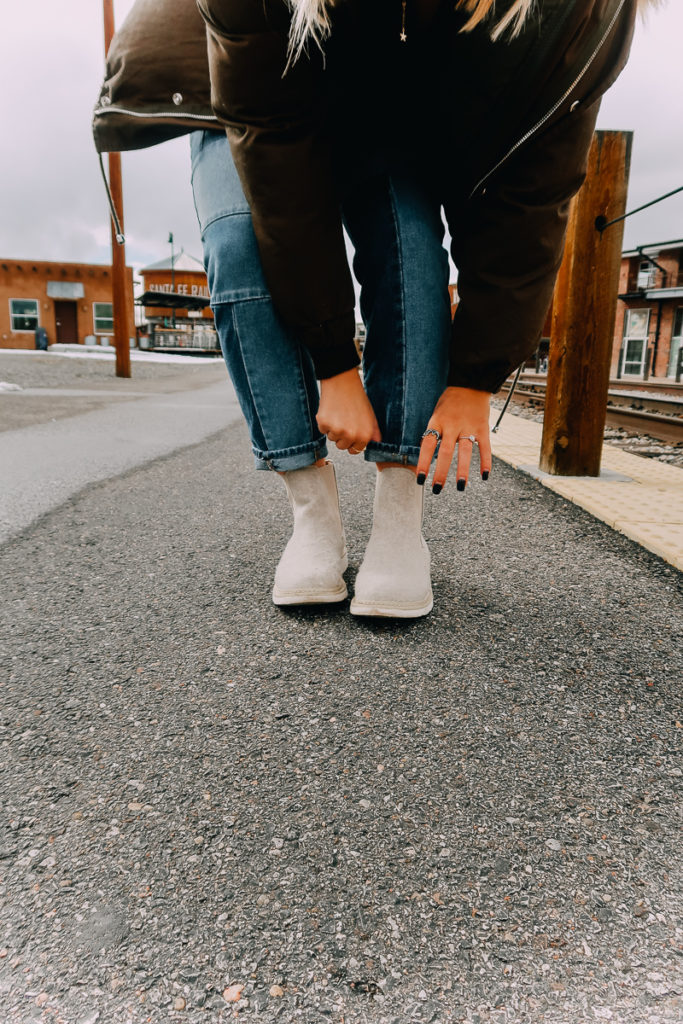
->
xmin=364 ymin=441 xmax=422 ymax=466
xmin=253 ymin=436 xmax=329 ymax=472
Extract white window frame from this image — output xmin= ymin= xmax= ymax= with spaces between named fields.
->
xmin=93 ymin=302 xmax=113 ymax=334
xmin=9 ymin=297 xmax=39 ymax=333
xmin=621 ymin=308 xmax=650 ymax=378
xmin=668 ymin=307 xmax=683 ymax=378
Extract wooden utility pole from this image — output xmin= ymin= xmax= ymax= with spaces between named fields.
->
xmin=103 ymin=0 xmax=132 ymax=378
xmin=540 ymin=130 xmax=632 ymax=476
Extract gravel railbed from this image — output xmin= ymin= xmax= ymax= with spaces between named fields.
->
xmin=491 ymin=398 xmax=683 ymax=468
xmin=1 ymin=423 xmax=682 ymax=1023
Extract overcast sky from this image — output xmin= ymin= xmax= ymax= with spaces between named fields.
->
xmin=1 ymin=1 xmax=682 ymax=281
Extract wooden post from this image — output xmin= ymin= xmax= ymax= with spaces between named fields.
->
xmin=539 ymin=130 xmax=632 ymax=476
xmin=103 ymin=0 xmax=132 ymax=379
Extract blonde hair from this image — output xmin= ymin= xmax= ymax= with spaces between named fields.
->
xmin=455 ymin=0 xmax=536 ymax=41
xmin=286 ymin=0 xmax=536 ymax=63
xmin=457 ymin=0 xmax=663 ymax=38
xmin=287 ymin=0 xmax=660 ymax=64
xmin=286 ymin=0 xmax=333 ymax=65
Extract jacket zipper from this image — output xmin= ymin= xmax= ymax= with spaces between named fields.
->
xmin=480 ymin=0 xmax=628 ymax=425
xmin=468 ymin=0 xmax=628 ymax=200
xmin=94 ymin=104 xmax=219 ymax=123
xmin=98 ymin=153 xmax=126 ymax=245
xmin=94 ymin=106 xmax=219 ymax=245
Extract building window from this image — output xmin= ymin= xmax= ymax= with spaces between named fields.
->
xmin=10 ymin=298 xmax=39 ymax=332
xmin=93 ymin=302 xmax=113 ymax=333
xmin=637 ymin=261 xmax=657 ymax=290
xmin=668 ymin=308 xmax=683 ymax=377
xmin=621 ymin=308 xmax=650 ymax=377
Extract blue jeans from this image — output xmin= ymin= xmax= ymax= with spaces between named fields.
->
xmin=190 ymin=130 xmax=451 ymax=471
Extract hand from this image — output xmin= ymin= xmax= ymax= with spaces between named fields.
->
xmin=416 ymin=386 xmax=492 ymax=491
xmin=317 ymin=368 xmax=382 ymax=454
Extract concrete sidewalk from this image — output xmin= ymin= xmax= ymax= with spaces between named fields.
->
xmin=1 ymin=406 xmax=681 ymax=1023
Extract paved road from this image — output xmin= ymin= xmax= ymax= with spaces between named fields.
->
xmin=1 ymin=368 xmax=682 ymax=1023
xmin=0 ymin=355 xmax=238 ymax=543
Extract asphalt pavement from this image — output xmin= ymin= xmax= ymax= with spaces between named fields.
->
xmin=1 ymin=354 xmax=682 ymax=1023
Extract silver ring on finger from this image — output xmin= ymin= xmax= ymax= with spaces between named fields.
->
xmin=349 ymin=446 xmax=364 ymax=454
xmin=458 ymin=434 xmax=477 ymax=444
xmin=422 ymin=428 xmax=442 ymax=442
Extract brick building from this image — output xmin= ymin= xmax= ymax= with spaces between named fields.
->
xmin=613 ymin=240 xmax=683 ymax=380
xmin=0 ymin=258 xmax=134 ymax=350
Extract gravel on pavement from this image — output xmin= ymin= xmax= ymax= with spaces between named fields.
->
xmin=0 ymin=351 xmax=225 ymax=433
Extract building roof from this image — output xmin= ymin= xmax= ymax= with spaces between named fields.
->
xmin=139 ymin=251 xmax=205 ymax=274
xmin=623 ymin=239 xmax=683 ymax=258
xmin=136 ymin=290 xmax=210 ymax=311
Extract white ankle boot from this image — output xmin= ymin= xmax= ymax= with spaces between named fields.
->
xmin=350 ymin=466 xmax=433 ymax=618
xmin=272 ymin=462 xmax=348 ymax=605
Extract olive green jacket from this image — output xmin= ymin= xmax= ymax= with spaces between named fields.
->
xmin=94 ymin=0 xmax=640 ymax=389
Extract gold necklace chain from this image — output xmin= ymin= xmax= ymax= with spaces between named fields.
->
xmin=400 ymin=0 xmax=407 ymax=41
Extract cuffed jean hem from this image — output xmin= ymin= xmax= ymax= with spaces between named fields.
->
xmin=253 ymin=437 xmax=329 ymax=472
xmin=364 ymin=441 xmax=423 ymax=466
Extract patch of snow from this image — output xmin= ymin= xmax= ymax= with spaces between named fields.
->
xmin=46 ymin=344 xmax=222 ymax=365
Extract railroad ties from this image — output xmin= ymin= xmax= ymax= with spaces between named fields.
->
xmin=499 ymin=375 xmax=683 ymax=446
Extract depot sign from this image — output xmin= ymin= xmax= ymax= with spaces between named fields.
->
xmin=149 ymin=282 xmax=210 ymax=298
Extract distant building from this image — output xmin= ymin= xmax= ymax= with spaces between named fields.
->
xmin=0 ymin=258 xmax=134 ymax=350
xmin=614 ymin=240 xmax=683 ymax=380
xmin=449 ymin=283 xmax=459 ymax=318
xmin=138 ymin=252 xmax=218 ymax=353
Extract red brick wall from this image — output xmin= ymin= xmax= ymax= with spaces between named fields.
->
xmin=0 ymin=259 xmax=134 ymax=350
xmin=611 ymin=249 xmax=683 ymax=378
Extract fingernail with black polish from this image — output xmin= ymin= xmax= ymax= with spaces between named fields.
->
xmin=457 ymin=479 xmax=466 ymax=491
xmin=482 ymin=471 xmax=489 ymax=481
xmin=432 ymin=483 xmax=442 ymax=495
xmin=416 ymin=472 xmax=426 ymax=486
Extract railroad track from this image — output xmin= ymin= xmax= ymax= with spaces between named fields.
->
xmin=499 ymin=379 xmax=683 ymax=445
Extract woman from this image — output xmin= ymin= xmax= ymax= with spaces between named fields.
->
xmin=93 ymin=0 xmax=651 ymax=617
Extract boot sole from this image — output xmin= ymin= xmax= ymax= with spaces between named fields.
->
xmin=272 ymin=582 xmax=348 ymax=606
xmin=349 ymin=595 xmax=433 ymax=618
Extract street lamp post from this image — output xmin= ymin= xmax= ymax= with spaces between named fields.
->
xmin=169 ymin=232 xmax=176 ymax=330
